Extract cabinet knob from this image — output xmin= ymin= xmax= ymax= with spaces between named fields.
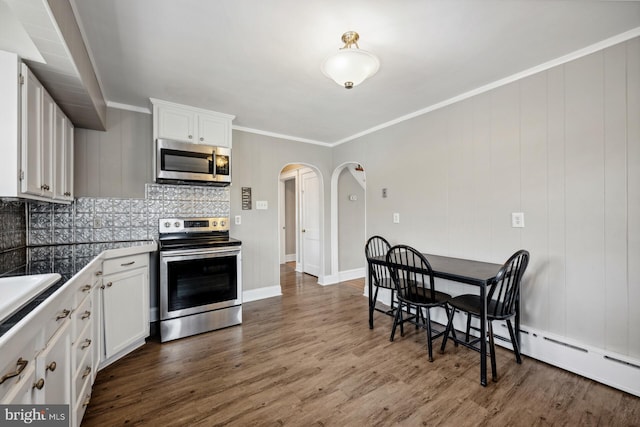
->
xmin=33 ymin=378 xmax=45 ymax=390
xmin=188 ymin=134 xmax=193 ymax=139
xmin=106 ymin=282 xmax=113 ymax=288
xmin=56 ymin=309 xmax=71 ymax=321
xmin=46 ymin=361 xmax=57 ymax=372
xmin=0 ymin=358 xmax=28 ymax=385
xmin=82 ymin=366 xmax=91 ymax=379
xmin=200 ymin=137 xmax=204 ymax=141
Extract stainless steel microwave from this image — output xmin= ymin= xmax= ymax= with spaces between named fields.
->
xmin=156 ymin=139 xmax=231 ymax=186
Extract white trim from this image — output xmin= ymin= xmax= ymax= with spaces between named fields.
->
xmin=106 ymin=101 xmax=152 ymax=114
xmin=339 ymin=267 xmax=365 ymax=282
xmin=331 ymin=26 xmax=640 ymax=146
xmin=242 ymin=286 xmax=282 ymax=303
xmin=284 ymin=254 xmax=296 ymax=262
xmin=149 ymin=98 xmax=235 ymax=119
xmin=421 ymin=308 xmax=640 ymax=397
xmin=233 ymin=125 xmax=332 ymax=147
xmin=318 ymin=274 xmax=338 ymax=286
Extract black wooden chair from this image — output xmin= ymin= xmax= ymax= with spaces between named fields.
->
xmin=365 ymin=236 xmax=395 ymax=329
xmin=440 ymin=250 xmax=530 ymax=381
xmin=386 ymin=245 xmax=453 ymax=362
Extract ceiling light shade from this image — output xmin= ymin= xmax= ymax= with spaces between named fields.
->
xmin=321 ymin=31 xmax=380 ymax=89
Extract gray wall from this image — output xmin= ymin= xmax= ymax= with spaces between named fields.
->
xmin=333 ymin=37 xmax=640 ymax=358
xmin=229 ymin=131 xmax=332 ymax=291
xmin=74 ymin=107 xmax=152 ymax=198
xmin=337 ymin=168 xmax=365 ymax=271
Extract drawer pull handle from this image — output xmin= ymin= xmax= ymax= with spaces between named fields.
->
xmin=82 ymin=366 xmax=91 ymax=379
xmin=81 ymin=310 xmax=91 ymax=320
xmin=56 ymin=309 xmax=71 ymax=321
xmin=95 ymin=271 xmax=103 ymax=276
xmin=81 ymin=339 xmax=92 ymax=350
xmin=33 ymin=378 xmax=45 ymax=390
xmin=120 ymin=261 xmax=136 ymax=267
xmin=0 ymin=358 xmax=28 ymax=384
xmin=46 ymin=361 xmax=57 ymax=372
xmin=81 ymin=284 xmax=91 ymax=292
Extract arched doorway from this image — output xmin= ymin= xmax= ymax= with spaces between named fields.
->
xmin=330 ymin=162 xmax=366 ymax=286
xmin=278 ymin=163 xmax=324 ymax=284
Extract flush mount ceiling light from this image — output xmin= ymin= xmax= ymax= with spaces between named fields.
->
xmin=321 ymin=31 xmax=380 ymax=89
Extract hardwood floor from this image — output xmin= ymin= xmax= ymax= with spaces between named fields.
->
xmin=82 ymin=263 xmax=640 ymax=426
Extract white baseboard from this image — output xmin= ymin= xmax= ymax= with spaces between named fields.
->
xmin=422 ymin=308 xmax=640 ymax=397
xmin=242 ymin=286 xmax=282 ymax=302
xmin=339 ymin=267 xmax=365 ymax=282
xmin=284 ymin=254 xmax=296 ymax=262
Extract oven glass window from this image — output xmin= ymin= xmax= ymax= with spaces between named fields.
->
xmin=162 ymin=149 xmax=213 ymax=174
xmin=167 ymin=255 xmax=237 ymax=312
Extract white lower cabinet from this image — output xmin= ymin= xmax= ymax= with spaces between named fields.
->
xmin=35 ymin=319 xmax=71 ymax=404
xmin=102 ymin=254 xmax=149 ymax=363
xmin=0 ymin=247 xmax=153 ymax=426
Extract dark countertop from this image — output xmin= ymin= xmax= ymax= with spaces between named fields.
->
xmin=0 ymin=240 xmax=156 ymax=338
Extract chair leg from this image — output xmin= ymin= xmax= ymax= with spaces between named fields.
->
xmin=506 ymin=319 xmax=522 ymax=364
xmin=440 ymin=306 xmax=456 ymax=354
xmin=390 ymin=301 xmax=403 ymax=342
xmin=488 ymin=321 xmax=498 ymax=382
xmin=424 ymin=308 xmax=434 ymax=362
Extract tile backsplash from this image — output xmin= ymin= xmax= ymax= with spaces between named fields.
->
xmin=28 ymin=183 xmax=230 ymax=245
xmin=0 ymin=199 xmax=27 ymax=275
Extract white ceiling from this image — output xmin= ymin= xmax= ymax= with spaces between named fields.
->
xmin=69 ymin=0 xmax=640 ymax=145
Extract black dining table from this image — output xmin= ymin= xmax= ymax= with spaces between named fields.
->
xmin=369 ymin=252 xmax=505 ymax=387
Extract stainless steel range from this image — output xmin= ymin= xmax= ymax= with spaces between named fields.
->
xmin=158 ymin=217 xmax=242 ymax=342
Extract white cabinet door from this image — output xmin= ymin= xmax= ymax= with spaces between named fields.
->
xmin=35 ymin=320 xmax=71 ymax=404
xmin=102 ymin=267 xmax=149 ymax=359
xmin=40 ymin=91 xmax=55 ymax=198
xmin=157 ymin=105 xmax=195 ymax=142
xmin=21 ymin=66 xmax=43 ymax=196
xmin=54 ymin=106 xmax=73 ymax=201
xmin=198 ymin=113 xmax=229 ymax=146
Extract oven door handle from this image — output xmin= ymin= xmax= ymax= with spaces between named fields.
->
xmin=160 ymin=246 xmax=240 ymax=258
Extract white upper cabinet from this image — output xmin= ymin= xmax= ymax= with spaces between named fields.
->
xmin=0 ymin=51 xmax=74 ymax=203
xmin=151 ymin=98 xmax=235 ymax=147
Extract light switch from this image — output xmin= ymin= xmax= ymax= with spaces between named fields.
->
xmin=256 ymin=201 xmax=268 ymax=210
xmin=393 ymin=213 xmax=400 ymax=224
xmin=511 ymin=212 xmax=525 ymax=228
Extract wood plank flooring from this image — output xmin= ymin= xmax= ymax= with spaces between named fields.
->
xmin=82 ymin=263 xmax=640 ymax=426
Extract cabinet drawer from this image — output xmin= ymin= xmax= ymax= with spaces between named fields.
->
xmin=72 ymin=294 xmax=92 ymax=338
xmin=0 ymin=363 xmax=36 ymax=404
xmin=41 ymin=290 xmax=74 ymax=346
xmin=72 ymin=351 xmax=92 ymax=404
xmin=72 ymin=322 xmax=92 ymax=373
xmin=0 ymin=336 xmax=38 ymax=402
xmin=73 ymin=376 xmax=92 ymax=427
xmin=103 ymin=253 xmax=148 ymax=276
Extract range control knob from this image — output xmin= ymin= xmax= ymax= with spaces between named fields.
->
xmin=164 ymin=222 xmax=171 ymax=228
xmin=174 ymin=221 xmax=181 ymax=228
xmin=212 ymin=221 xmax=218 ymax=227
xmin=220 ymin=221 xmax=226 ymax=227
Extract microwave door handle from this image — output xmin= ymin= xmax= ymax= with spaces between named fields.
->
xmin=212 ymin=150 xmax=217 ymax=178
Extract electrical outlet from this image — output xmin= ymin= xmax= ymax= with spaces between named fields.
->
xmin=511 ymin=212 xmax=525 ymax=228
xmin=235 ymin=215 xmax=241 ymax=225
xmin=93 ymin=217 xmax=102 ymax=228
xmin=393 ymin=213 xmax=400 ymax=224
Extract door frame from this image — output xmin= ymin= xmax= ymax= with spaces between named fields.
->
xmin=277 ymin=164 xmax=325 ymax=283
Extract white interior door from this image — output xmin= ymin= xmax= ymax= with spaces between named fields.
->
xmin=301 ymin=170 xmax=320 ymax=277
